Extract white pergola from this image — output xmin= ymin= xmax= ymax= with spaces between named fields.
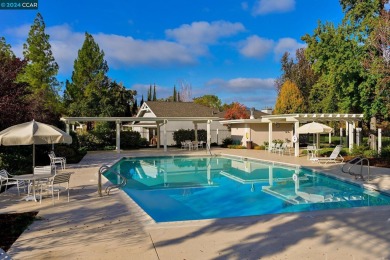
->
xmin=60 ymin=116 xmax=220 ymax=153
xmin=220 ymin=113 xmax=364 ymax=157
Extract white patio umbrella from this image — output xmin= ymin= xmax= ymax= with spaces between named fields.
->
xmin=297 ymin=122 xmax=333 ymax=147
xmin=297 ymin=122 xmax=333 ymax=134
xmin=0 ymin=120 xmax=72 ymax=168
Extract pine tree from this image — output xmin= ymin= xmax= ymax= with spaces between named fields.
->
xmin=131 ymin=98 xmax=138 ymax=115
xmin=19 ymin=13 xmax=60 ymax=114
xmin=64 ymin=32 xmax=109 ymax=116
xmin=147 ymin=84 xmax=152 ymax=101
xmin=153 ymin=84 xmax=157 ymax=101
xmin=173 ymin=85 xmax=176 ymax=102
xmin=140 ymin=95 xmax=144 ymax=106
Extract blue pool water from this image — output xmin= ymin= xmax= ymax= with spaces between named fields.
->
xmin=104 ymin=156 xmax=390 ymax=222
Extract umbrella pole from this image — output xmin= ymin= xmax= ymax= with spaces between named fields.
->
xmin=33 ymin=143 xmax=35 ymax=170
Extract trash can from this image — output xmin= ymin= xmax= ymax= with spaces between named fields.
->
xmin=246 ymin=141 xmax=253 ymax=149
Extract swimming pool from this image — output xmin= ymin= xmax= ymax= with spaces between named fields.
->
xmin=104 ymin=156 xmax=390 ymax=223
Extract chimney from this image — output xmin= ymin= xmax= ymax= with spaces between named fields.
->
xmin=250 ymin=107 xmax=255 ymax=119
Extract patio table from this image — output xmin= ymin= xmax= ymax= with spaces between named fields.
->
xmin=304 ymin=147 xmax=322 ymax=160
xmin=12 ymin=173 xmax=53 ymax=202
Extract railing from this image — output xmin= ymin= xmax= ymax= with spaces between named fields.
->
xmin=341 ymin=156 xmax=370 ymax=181
xmin=98 ymin=164 xmax=127 ymax=197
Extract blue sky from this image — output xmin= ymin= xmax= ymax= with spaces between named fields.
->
xmin=0 ymin=0 xmax=343 ymax=109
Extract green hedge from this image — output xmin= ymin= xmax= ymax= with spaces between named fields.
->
xmin=172 ymin=129 xmax=206 ymax=146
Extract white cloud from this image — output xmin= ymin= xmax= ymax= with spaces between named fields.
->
xmin=274 ymin=37 xmax=306 ymax=57
xmin=94 ymin=33 xmax=196 ymax=68
xmin=6 ymin=21 xmax=246 ymax=75
xmin=206 ymin=77 xmax=275 ymax=92
xmin=205 ymin=77 xmax=276 ymax=108
xmin=165 ymin=20 xmax=245 ymax=46
xmin=6 ymin=23 xmax=202 ymax=75
xmin=47 ymin=25 xmax=85 ymax=74
xmin=5 ymin=24 xmax=31 ymax=38
xmin=252 ymin=0 xmax=295 ymax=15
xmin=239 ymin=35 xmax=274 ymax=59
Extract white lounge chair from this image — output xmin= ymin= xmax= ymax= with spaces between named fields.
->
xmin=312 ymin=145 xmax=344 ymax=164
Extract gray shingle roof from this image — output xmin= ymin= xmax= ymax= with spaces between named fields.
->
xmin=144 ymin=101 xmax=223 ymax=118
xmin=142 ymin=101 xmax=268 ymax=119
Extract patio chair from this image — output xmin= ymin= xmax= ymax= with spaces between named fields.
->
xmin=49 ymin=151 xmax=66 ymax=169
xmin=278 ymin=143 xmax=291 ymax=155
xmin=269 ymin=142 xmax=276 ymax=152
xmin=198 ymin=141 xmax=204 ymax=149
xmin=192 ymin=141 xmax=199 ymax=150
xmin=312 ymin=145 xmax=344 ymax=164
xmin=39 ymin=172 xmax=72 ymax=204
xmin=0 ymin=169 xmax=27 ymax=196
xmin=272 ymin=143 xmax=281 ymax=153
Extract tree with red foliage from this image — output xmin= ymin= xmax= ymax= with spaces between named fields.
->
xmin=224 ymin=102 xmax=249 ymax=120
xmin=0 ymin=39 xmax=30 ymax=130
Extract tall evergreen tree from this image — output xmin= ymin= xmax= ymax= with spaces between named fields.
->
xmin=131 ymin=98 xmax=138 ymax=115
xmin=64 ymin=32 xmax=109 ymax=117
xmin=173 ymin=85 xmax=177 ymax=102
xmin=147 ymin=84 xmax=152 ymax=101
xmin=19 ymin=13 xmax=60 ymax=115
xmin=153 ymin=84 xmax=157 ymax=101
xmin=140 ymin=95 xmax=144 ymax=106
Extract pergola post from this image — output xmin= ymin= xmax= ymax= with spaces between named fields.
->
xmin=268 ymin=122 xmax=273 ymax=152
xmin=294 ymin=122 xmax=300 ymax=157
xmin=156 ymin=122 xmax=160 ymax=150
xmin=194 ymin=122 xmax=198 ymax=142
xmin=163 ymin=120 xmax=167 ymax=152
xmin=207 ymin=120 xmax=211 ymax=149
xmin=116 ymin=120 xmax=121 ymax=153
xmin=66 ymin=122 xmax=70 ymax=134
xmin=348 ymin=121 xmax=355 ymax=152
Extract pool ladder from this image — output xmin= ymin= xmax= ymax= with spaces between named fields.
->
xmin=98 ymin=164 xmax=127 ymax=197
xmin=341 ymin=156 xmax=370 ymax=181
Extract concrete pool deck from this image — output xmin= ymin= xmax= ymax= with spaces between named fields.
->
xmin=1 ymin=148 xmax=390 ymax=259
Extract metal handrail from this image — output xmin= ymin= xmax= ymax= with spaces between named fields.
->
xmin=98 ymin=164 xmax=127 ymax=197
xmin=341 ymin=156 xmax=370 ymax=181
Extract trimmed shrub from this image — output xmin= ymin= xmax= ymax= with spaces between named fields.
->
xmin=221 ymin=137 xmax=233 ymax=148
xmin=120 ymin=131 xmax=142 ymax=149
xmin=227 ymin=145 xmax=245 ymax=149
xmin=173 ymin=129 xmax=207 ymax=146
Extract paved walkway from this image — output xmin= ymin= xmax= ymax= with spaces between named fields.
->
xmin=1 ymin=148 xmax=390 ymax=259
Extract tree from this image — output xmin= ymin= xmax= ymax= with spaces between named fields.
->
xmin=100 ymin=81 xmax=136 ymax=117
xmin=131 ymin=98 xmax=138 ymax=115
xmin=275 ymin=48 xmax=318 ymax=111
xmin=362 ymin=8 xmax=390 ymax=119
xmin=193 ymin=95 xmax=222 ymax=110
xmin=173 ymin=85 xmax=177 ymax=102
xmin=224 ymin=102 xmax=249 ymax=119
xmin=140 ymin=95 xmax=144 ymax=107
xmin=153 ymin=84 xmax=157 ymax=101
xmin=302 ymin=1 xmax=386 ymax=117
xmin=19 ymin=13 xmax=61 ymax=116
xmin=178 ymin=79 xmax=192 ymax=102
xmin=0 ymin=37 xmax=15 ymax=59
xmin=0 ymin=40 xmax=30 ymax=129
xmin=274 ymin=80 xmax=304 ymax=114
xmin=64 ymin=32 xmax=109 ymax=117
xmin=147 ymin=84 xmax=152 ymax=101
